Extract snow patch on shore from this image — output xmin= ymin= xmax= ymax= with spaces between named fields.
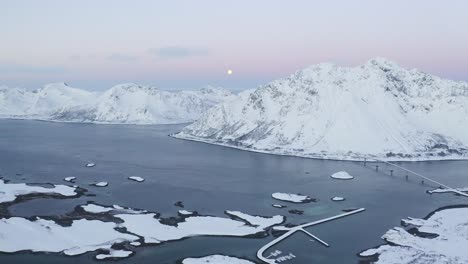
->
xmin=359 ymin=207 xmax=468 ymax=263
xmin=225 ymin=210 xmax=284 ymax=228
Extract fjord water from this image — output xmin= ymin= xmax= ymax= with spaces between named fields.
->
xmin=0 ymin=119 xmax=467 ymax=264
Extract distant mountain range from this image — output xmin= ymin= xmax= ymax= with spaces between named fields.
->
xmin=0 ymin=83 xmax=235 ymax=124
xmin=174 ymin=58 xmax=468 ymax=161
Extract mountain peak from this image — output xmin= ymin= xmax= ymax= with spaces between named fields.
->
xmin=364 ymin=57 xmax=400 ymax=70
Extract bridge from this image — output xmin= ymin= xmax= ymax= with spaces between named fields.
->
xmin=256 ymin=156 xmax=468 ymax=263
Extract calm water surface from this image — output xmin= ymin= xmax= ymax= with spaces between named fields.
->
xmin=0 ymin=119 xmax=467 ymax=264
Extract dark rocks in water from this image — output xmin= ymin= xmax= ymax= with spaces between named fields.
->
xmin=288 ymin=209 xmax=304 ymax=215
xmin=174 ymin=201 xmax=184 ymax=208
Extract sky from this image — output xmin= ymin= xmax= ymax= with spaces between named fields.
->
xmin=1 ymin=0 xmax=467 ymax=91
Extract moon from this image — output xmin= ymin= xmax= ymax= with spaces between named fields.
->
xmin=227 ymin=69 xmax=233 ymax=75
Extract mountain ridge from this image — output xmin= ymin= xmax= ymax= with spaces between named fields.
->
xmin=0 ymin=83 xmax=235 ymax=124
xmin=174 ymin=58 xmax=468 ymax=161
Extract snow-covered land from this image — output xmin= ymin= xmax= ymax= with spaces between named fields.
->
xmin=174 ymin=58 xmax=468 ymax=161
xmin=0 ymin=202 xmax=284 ymax=260
xmin=115 ymin=212 xmax=282 ymax=244
xmin=271 ymin=192 xmax=313 ymax=203
xmin=0 ymin=179 xmax=79 ymax=204
xmin=225 ymin=210 xmax=284 ymax=228
xmin=0 ymin=83 xmax=235 ymax=124
xmin=0 ymin=217 xmax=138 ymax=255
xmin=360 ymin=207 xmax=468 ymax=264
xmin=182 ymin=255 xmax=255 ymax=264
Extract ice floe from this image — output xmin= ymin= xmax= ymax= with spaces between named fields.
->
xmin=63 ymin=177 xmax=76 ymax=183
xmin=272 ymin=204 xmax=287 ymax=208
xmin=128 ymin=176 xmax=145 ymax=182
xmin=95 ymin=249 xmax=133 ymax=260
xmin=0 ymin=217 xmax=138 ymax=255
xmin=92 ymin=182 xmax=108 ymax=187
xmin=130 ymin=241 xmax=141 ymax=247
xmin=0 ymin=179 xmax=79 ymax=204
xmin=331 ymin=196 xmax=345 ymax=201
xmin=182 ymin=254 xmax=255 ymax=264
xmin=85 ymin=163 xmax=96 ymax=167
xmin=271 ymin=192 xmax=313 ymax=203
xmin=330 ymin=171 xmax=354 ymax=180
xmin=359 ymin=206 xmax=468 ymax=264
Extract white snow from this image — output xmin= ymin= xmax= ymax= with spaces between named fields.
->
xmin=0 ymin=83 xmax=235 ymax=124
xmin=95 ymin=249 xmax=133 ymax=260
xmin=178 ymin=210 xmax=195 ymax=216
xmin=0 ymin=201 xmax=283 ymax=260
xmin=93 ymin=182 xmax=108 ymax=187
xmin=182 ymin=255 xmax=255 ymax=264
xmin=359 ymin=207 xmax=468 ymax=263
xmin=330 ymin=171 xmax=354 ymax=180
xmin=272 ymin=204 xmax=286 ymax=208
xmin=115 ymin=211 xmax=282 ymax=244
xmin=428 ymin=187 xmax=468 ymax=194
xmin=225 ymin=211 xmax=284 ymax=228
xmin=271 ymin=192 xmax=312 ymax=203
xmin=174 ymin=58 xmax=468 ymax=161
xmin=0 ymin=179 xmax=78 ymax=204
xmin=85 ymin=163 xmax=95 ymax=167
xmin=331 ymin=196 xmax=345 ymax=201
xmin=128 ymin=176 xmax=144 ymax=182
xmin=63 ymin=177 xmax=76 ymax=182
xmin=81 ymin=204 xmax=114 ymax=214
xmin=0 ymin=217 xmax=138 ymax=255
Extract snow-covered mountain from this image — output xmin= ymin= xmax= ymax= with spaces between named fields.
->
xmin=174 ymin=58 xmax=468 ymax=161
xmin=0 ymin=83 xmax=235 ymax=124
xmin=0 ymin=83 xmax=97 ymax=118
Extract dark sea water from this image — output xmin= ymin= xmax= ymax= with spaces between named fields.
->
xmin=0 ymin=119 xmax=467 ymax=264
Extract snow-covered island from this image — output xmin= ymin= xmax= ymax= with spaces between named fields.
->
xmin=271 ymin=192 xmax=314 ymax=203
xmin=330 ymin=171 xmax=354 ymax=180
xmin=359 ymin=206 xmax=468 ymax=264
xmin=91 ymin=182 xmax=108 ymax=187
xmin=0 ymin=83 xmax=235 ymax=124
xmin=0 ymin=179 xmax=80 ymax=204
xmin=128 ymin=176 xmax=145 ymax=182
xmin=0 ymin=202 xmax=284 ymax=260
xmin=173 ymin=58 xmax=468 ymax=161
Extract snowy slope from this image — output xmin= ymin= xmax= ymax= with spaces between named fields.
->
xmin=0 ymin=83 xmax=234 ymax=124
xmin=0 ymin=83 xmax=97 ymax=119
xmin=174 ymin=58 xmax=468 ymax=161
